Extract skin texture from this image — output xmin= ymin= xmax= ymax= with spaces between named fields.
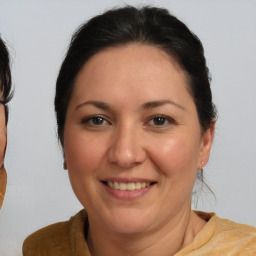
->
xmin=64 ymin=44 xmax=214 ymax=256
xmin=0 ymin=103 xmax=7 ymax=209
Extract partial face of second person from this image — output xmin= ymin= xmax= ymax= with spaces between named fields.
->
xmin=0 ymin=103 xmax=6 ymax=167
xmin=64 ymin=44 xmax=214 ymax=235
xmin=0 ymin=103 xmax=7 ymax=209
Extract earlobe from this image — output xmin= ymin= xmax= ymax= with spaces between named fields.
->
xmin=63 ymin=160 xmax=68 ymax=170
xmin=198 ymin=121 xmax=215 ymax=168
xmin=63 ymin=152 xmax=68 ymax=170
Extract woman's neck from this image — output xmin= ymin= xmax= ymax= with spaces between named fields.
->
xmin=88 ymin=209 xmax=206 ymax=256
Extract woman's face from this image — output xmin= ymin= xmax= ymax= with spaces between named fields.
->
xmin=64 ymin=44 xmax=214 ymax=235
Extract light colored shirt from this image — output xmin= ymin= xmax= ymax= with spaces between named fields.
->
xmin=23 ymin=210 xmax=256 ymax=255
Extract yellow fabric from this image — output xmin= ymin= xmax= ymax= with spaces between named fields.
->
xmin=23 ymin=210 xmax=256 ymax=256
xmin=175 ymin=211 xmax=256 ymax=256
xmin=23 ymin=210 xmax=90 ymax=256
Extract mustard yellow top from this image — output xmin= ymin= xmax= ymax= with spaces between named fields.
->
xmin=23 ymin=210 xmax=256 ymax=256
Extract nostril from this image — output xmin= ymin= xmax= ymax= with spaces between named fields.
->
xmin=107 ymin=130 xmax=147 ymax=169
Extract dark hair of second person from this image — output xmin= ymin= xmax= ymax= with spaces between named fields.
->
xmin=0 ymin=36 xmax=13 ymax=209
xmin=0 ymin=37 xmax=12 ymax=122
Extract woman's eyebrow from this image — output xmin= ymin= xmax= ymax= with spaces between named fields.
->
xmin=76 ymin=100 xmax=112 ymax=110
xmin=76 ymin=100 xmax=185 ymax=111
xmin=142 ymin=99 xmax=185 ymax=110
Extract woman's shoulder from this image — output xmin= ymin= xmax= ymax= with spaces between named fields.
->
xmin=216 ymin=215 xmax=256 ymax=234
xmin=22 ymin=210 xmax=87 ymax=256
xmin=214 ymin=214 xmax=256 ymax=248
xmin=196 ymin=210 xmax=256 ymax=235
xmin=194 ymin=211 xmax=256 ymax=255
xmin=22 ymin=219 xmax=71 ymax=255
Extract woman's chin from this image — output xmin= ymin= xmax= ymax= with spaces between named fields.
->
xmin=109 ymin=221 xmax=152 ymax=236
xmin=100 ymin=209 xmax=156 ymax=236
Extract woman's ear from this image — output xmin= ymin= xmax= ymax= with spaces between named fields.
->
xmin=63 ymin=160 xmax=68 ymax=170
xmin=198 ymin=120 xmax=215 ymax=168
xmin=63 ymin=151 xmax=67 ymax=170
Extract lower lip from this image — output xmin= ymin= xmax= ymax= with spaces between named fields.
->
xmin=103 ymin=184 xmax=154 ymax=200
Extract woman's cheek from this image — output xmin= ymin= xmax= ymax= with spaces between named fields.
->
xmin=149 ymin=136 xmax=198 ymax=176
xmin=65 ymin=136 xmax=101 ymax=206
xmin=150 ymin=138 xmax=183 ymax=172
xmin=65 ymin=132 xmax=106 ymax=176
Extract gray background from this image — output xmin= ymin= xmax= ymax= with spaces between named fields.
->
xmin=0 ymin=0 xmax=256 ymax=255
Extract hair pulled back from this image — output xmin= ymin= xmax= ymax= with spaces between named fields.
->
xmin=55 ymin=6 xmax=216 ymax=145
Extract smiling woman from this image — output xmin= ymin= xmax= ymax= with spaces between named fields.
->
xmin=23 ymin=5 xmax=256 ymax=256
xmin=63 ymin=44 xmax=211 ymax=238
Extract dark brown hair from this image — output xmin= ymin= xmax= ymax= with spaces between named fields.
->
xmin=55 ymin=6 xmax=216 ymax=145
xmin=0 ymin=37 xmax=13 ymax=123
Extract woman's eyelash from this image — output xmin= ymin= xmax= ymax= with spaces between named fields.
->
xmin=147 ymin=115 xmax=176 ymax=126
xmin=81 ymin=115 xmax=109 ymax=126
xmin=81 ymin=115 xmax=175 ymax=127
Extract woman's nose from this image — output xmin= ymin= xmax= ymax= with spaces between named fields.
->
xmin=107 ymin=125 xmax=146 ymax=169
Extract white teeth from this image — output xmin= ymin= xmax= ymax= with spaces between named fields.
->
xmin=119 ymin=183 xmax=127 ymax=190
xmin=114 ymin=181 xmax=119 ymax=189
xmin=107 ymin=181 xmax=151 ymax=191
xmin=135 ymin=182 xmax=142 ymax=189
xmin=108 ymin=181 xmax=114 ymax=188
xmin=127 ymin=183 xmax=136 ymax=190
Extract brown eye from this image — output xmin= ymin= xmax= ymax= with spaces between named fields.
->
xmin=147 ymin=115 xmax=175 ymax=128
xmin=91 ymin=116 xmax=104 ymax=125
xmin=82 ymin=115 xmax=110 ymax=127
xmin=153 ymin=116 xmax=166 ymax=125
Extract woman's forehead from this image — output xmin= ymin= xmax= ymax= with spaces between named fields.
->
xmin=72 ymin=44 xmax=190 ymax=100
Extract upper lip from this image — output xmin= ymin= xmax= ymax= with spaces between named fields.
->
xmin=101 ymin=177 xmax=157 ymax=183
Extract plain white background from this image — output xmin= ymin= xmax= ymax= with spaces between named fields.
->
xmin=0 ymin=0 xmax=255 ymax=255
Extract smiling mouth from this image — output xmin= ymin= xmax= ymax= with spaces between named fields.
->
xmin=102 ymin=181 xmax=156 ymax=191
